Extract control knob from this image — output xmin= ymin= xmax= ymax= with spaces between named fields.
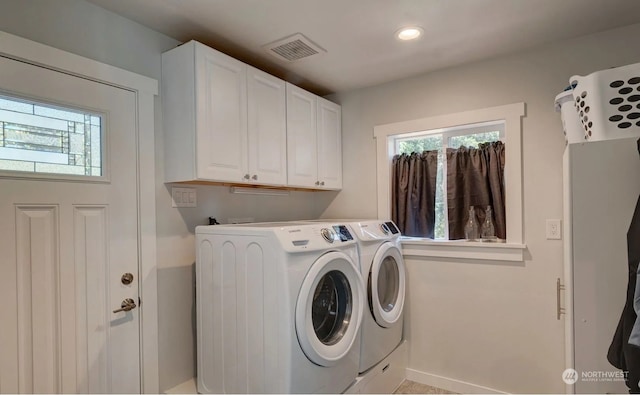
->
xmin=320 ymin=228 xmax=335 ymax=243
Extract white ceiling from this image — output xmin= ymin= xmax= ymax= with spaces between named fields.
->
xmin=87 ymin=0 xmax=640 ymax=95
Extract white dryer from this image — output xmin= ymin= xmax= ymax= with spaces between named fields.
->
xmin=349 ymin=220 xmax=406 ymax=373
xmin=195 ymin=222 xmax=365 ymax=393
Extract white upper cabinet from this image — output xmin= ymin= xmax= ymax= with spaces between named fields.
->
xmin=286 ymin=83 xmax=343 ymax=190
xmin=162 ymin=41 xmax=287 ymax=186
xmin=195 ymin=44 xmax=248 ymax=182
xmin=286 ymin=83 xmax=318 ymax=188
xmin=162 ymin=41 xmax=340 ymax=190
xmin=247 ymin=66 xmax=287 ymax=185
xmin=317 ymin=97 xmax=342 ymax=189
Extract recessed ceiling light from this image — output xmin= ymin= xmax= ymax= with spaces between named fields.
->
xmin=396 ymin=26 xmax=423 ymax=41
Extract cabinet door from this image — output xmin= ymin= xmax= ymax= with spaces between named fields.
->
xmin=286 ymin=83 xmax=318 ymax=187
xmin=247 ymin=67 xmax=287 ymax=185
xmin=195 ymin=44 xmax=248 ymax=182
xmin=567 ymin=140 xmax=639 ymax=394
xmin=316 ymin=98 xmax=342 ymax=189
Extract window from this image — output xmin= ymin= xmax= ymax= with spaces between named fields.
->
xmin=393 ymin=122 xmax=504 ymax=239
xmin=0 ymin=94 xmax=103 ymax=177
xmin=374 ymin=103 xmax=526 ymax=261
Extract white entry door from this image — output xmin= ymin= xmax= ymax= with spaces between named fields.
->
xmin=0 ymin=55 xmax=141 ymax=393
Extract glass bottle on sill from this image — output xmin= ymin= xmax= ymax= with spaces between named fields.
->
xmin=464 ymin=206 xmax=478 ymax=241
xmin=481 ymin=205 xmax=496 ymax=241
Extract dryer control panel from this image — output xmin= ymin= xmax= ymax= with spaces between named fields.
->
xmin=350 ymin=220 xmax=401 ymax=242
xmin=383 ymin=221 xmax=400 ymax=234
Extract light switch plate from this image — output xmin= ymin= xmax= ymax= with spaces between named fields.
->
xmin=546 ymin=219 xmax=562 ymax=240
xmin=172 ymin=187 xmax=197 ymax=208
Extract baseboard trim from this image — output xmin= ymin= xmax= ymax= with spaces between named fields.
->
xmin=405 ymin=368 xmax=506 ymax=394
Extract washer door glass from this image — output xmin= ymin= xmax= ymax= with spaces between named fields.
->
xmin=296 ymin=251 xmax=365 ymax=367
xmin=370 ymin=243 xmax=406 ymax=328
xmin=312 ymin=270 xmax=352 ymax=345
xmin=377 ymin=256 xmax=399 ymax=312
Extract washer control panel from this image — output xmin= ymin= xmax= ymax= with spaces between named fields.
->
xmin=275 ymin=224 xmax=357 ymax=252
xmin=333 ymin=225 xmax=354 ymax=241
xmin=320 ymin=225 xmax=354 ymax=243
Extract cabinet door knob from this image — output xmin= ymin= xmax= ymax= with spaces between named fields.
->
xmin=320 ymin=181 xmax=325 ymax=186
xmin=315 ymin=181 xmax=320 ymax=186
xmin=243 ymin=174 xmax=250 ymax=180
xmin=251 ymin=174 xmax=258 ymax=180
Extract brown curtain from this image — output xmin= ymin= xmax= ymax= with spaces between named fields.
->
xmin=447 ymin=141 xmax=506 ymax=239
xmin=391 ymin=151 xmax=438 ymax=238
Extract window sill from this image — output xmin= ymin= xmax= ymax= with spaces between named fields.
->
xmin=400 ymin=237 xmax=526 ymax=262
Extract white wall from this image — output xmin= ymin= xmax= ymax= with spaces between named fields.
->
xmin=0 ymin=0 xmax=336 ymax=391
xmin=324 ymin=24 xmax=640 ymax=393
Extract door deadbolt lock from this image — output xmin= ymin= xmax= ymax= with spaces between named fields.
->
xmin=113 ymin=298 xmax=137 ymax=314
xmin=121 ymin=272 xmax=134 ymax=285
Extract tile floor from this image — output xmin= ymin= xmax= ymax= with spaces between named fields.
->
xmin=394 ymin=380 xmax=455 ymax=394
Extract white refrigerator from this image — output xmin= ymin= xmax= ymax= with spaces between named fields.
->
xmin=564 ymin=137 xmax=640 ymax=394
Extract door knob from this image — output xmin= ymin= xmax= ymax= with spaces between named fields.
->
xmin=243 ymin=174 xmax=250 ymax=180
xmin=251 ymin=174 xmax=258 ymax=180
xmin=121 ymin=272 xmax=134 ymax=285
xmin=113 ymin=298 xmax=137 ymax=313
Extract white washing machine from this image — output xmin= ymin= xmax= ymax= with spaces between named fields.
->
xmin=309 ymin=219 xmax=407 ymax=374
xmin=195 ymin=222 xmax=365 ymax=393
xmin=348 ymin=220 xmax=406 ymax=373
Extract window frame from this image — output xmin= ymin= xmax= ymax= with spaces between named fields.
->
xmin=374 ymin=102 xmax=526 ymax=262
xmin=393 ymin=121 xmax=505 ymax=240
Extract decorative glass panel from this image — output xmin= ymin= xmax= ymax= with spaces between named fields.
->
xmin=0 ymin=94 xmax=102 ymax=177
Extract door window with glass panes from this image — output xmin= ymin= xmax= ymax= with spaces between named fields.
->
xmin=0 ymin=94 xmax=103 ymax=179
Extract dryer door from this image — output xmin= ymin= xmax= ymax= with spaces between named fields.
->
xmin=295 ymin=251 xmax=365 ymax=367
xmin=369 ymin=242 xmax=406 ymax=328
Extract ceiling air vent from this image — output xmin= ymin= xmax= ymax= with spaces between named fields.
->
xmin=263 ymin=33 xmax=326 ymax=62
